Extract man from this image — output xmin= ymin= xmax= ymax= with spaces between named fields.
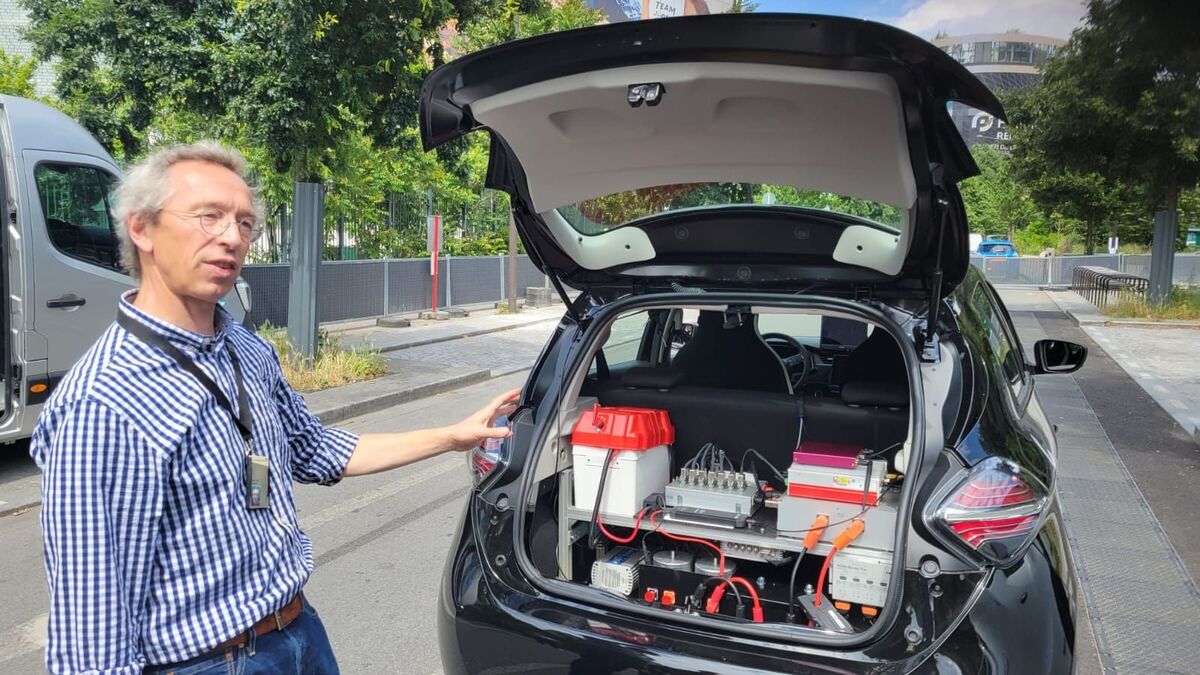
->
xmin=30 ymin=141 xmax=519 ymax=674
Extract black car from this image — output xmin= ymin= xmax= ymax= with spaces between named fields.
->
xmin=422 ymin=14 xmax=1087 ymax=674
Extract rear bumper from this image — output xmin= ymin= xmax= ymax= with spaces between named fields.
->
xmin=438 ymin=519 xmax=1075 ymax=675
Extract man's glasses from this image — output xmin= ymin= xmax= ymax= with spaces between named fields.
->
xmin=162 ymin=209 xmax=263 ymax=243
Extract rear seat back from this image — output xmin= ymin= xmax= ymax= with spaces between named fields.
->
xmin=589 ymin=368 xmax=907 ymax=474
xmin=593 ymin=375 xmax=801 ymax=473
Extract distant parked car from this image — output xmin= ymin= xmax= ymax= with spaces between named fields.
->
xmin=977 ymin=240 xmax=1019 ymax=257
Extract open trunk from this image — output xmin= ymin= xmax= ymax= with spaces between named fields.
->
xmin=521 ymin=295 xmax=921 ymax=639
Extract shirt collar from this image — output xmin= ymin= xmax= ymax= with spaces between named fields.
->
xmin=119 ymin=289 xmax=234 ymax=353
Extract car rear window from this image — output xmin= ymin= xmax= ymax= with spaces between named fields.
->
xmin=979 ymin=243 xmax=1014 ymax=254
xmin=556 ymin=182 xmax=904 ymax=235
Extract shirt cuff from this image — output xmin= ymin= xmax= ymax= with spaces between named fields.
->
xmin=319 ymin=427 xmax=360 ymax=485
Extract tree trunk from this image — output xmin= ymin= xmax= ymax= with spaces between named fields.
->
xmin=1084 ymin=220 xmax=1095 ymax=255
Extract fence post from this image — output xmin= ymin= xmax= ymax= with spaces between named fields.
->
xmin=1047 ymin=256 xmax=1053 ymax=287
xmin=1118 ymin=253 xmax=1125 ymax=273
xmin=383 ymin=259 xmax=390 ymax=316
xmin=499 ymin=252 xmax=506 ymax=303
xmin=446 ymin=255 xmax=453 ymax=308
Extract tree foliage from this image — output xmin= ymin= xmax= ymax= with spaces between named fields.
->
xmin=0 ymin=49 xmax=39 ymax=98
xmin=1005 ymin=0 xmax=1200 ymax=224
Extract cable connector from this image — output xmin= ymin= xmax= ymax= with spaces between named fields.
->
xmin=705 ymin=585 xmax=726 ymax=614
xmin=802 ymin=514 xmax=830 ymax=550
xmin=832 ymin=519 xmax=866 ymax=551
xmin=751 ymin=606 xmax=764 ymax=623
xmin=734 ymin=602 xmax=747 ymax=619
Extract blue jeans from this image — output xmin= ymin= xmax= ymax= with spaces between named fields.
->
xmin=145 ymin=597 xmax=339 ymax=675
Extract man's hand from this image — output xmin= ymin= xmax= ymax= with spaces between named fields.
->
xmin=445 ymin=388 xmax=521 ymax=452
xmin=343 ymin=387 xmax=522 ymax=477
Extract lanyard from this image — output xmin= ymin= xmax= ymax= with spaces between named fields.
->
xmin=116 ymin=311 xmax=253 ymax=443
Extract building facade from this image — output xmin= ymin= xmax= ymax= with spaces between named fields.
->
xmin=932 ymin=32 xmax=1066 ymax=146
xmin=0 ymin=0 xmax=55 ymax=98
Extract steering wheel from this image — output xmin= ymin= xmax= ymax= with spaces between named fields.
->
xmin=762 ymin=332 xmax=816 ymax=389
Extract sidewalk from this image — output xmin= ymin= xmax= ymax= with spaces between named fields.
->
xmin=305 ymin=305 xmax=563 ymax=424
xmin=1047 ymin=289 xmax=1200 ymax=438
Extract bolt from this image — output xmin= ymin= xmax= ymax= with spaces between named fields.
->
xmin=756 ymin=576 xmax=767 ymax=590
xmin=904 ymin=626 xmax=923 ymax=644
xmin=494 ymin=554 xmax=507 ymax=567
xmin=803 ymin=583 xmax=815 ymax=596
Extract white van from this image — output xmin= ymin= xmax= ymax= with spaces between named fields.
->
xmin=0 ymin=95 xmax=251 ymax=444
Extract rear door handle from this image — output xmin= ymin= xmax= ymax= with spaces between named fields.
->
xmin=46 ymin=294 xmax=87 ymax=309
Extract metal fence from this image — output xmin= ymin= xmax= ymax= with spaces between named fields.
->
xmin=241 ymin=255 xmax=545 ymax=327
xmin=242 ymin=253 xmax=1200 ymax=328
xmin=969 ymin=253 xmax=1200 ymax=287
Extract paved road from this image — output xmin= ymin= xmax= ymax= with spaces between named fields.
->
xmin=0 ymin=373 xmax=526 ymax=675
xmin=1001 ymin=288 xmax=1200 ymax=675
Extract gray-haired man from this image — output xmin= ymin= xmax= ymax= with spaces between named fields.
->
xmin=31 ymin=141 xmax=518 ymax=674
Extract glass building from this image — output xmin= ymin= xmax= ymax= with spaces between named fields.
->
xmin=932 ymin=32 xmax=1067 ymax=146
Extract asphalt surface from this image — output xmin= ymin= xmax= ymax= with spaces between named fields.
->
xmin=0 ymin=372 xmax=527 ymax=675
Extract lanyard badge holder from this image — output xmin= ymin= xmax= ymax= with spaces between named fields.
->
xmin=117 ymin=312 xmax=269 ymax=510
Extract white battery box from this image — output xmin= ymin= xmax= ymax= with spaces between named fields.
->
xmin=572 ymin=443 xmax=670 ymax=517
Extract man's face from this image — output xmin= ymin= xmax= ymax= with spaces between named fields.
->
xmin=141 ymin=160 xmax=254 ymax=304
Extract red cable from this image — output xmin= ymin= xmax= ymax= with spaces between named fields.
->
xmin=596 ymin=507 xmax=649 ymax=544
xmin=648 ymin=510 xmax=726 ymax=576
xmin=814 ymin=549 xmax=836 ymax=607
xmin=728 ymin=576 xmax=761 ymax=607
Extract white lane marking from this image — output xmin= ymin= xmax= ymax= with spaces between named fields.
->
xmin=0 ymin=613 xmax=48 ymax=664
xmin=300 ymin=454 xmax=461 ymax=531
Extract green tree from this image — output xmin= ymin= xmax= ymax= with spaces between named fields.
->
xmin=957 ymin=145 xmax=1041 ymax=240
xmin=0 ymin=49 xmax=39 ymax=98
xmin=1004 ymin=1 xmax=1200 ymax=254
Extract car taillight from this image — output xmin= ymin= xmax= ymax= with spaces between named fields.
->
xmin=468 ymin=416 xmax=509 ymax=486
xmin=929 ymin=457 xmax=1050 ymax=567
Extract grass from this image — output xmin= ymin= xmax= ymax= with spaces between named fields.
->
xmin=1102 ymin=286 xmax=1200 ymax=321
xmin=257 ymin=323 xmax=388 ymax=392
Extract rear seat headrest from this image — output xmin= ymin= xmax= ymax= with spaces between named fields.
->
xmin=841 ymin=380 xmax=908 ymax=408
xmin=621 ymin=367 xmax=685 ymax=390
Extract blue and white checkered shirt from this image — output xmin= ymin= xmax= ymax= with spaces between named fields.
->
xmin=31 ymin=291 xmax=360 ymax=673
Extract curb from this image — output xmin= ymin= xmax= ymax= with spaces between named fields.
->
xmin=307 ymin=368 xmax=493 ymax=426
xmin=0 ymin=500 xmax=38 ymax=519
xmin=372 ymin=316 xmax=559 ymax=354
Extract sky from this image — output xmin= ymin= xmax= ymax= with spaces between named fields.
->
xmin=751 ymin=0 xmax=1088 ymax=40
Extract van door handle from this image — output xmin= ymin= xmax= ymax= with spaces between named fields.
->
xmin=47 ymin=294 xmax=87 ymax=309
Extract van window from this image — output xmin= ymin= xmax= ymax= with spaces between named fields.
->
xmin=35 ymin=164 xmax=122 ymax=272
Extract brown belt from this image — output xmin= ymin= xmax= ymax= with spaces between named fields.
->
xmin=210 ymin=593 xmax=305 ymax=653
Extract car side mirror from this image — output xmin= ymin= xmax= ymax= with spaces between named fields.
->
xmin=1033 ymin=339 xmax=1087 ymax=375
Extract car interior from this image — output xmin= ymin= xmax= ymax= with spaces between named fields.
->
xmin=525 ymin=305 xmax=912 ymax=632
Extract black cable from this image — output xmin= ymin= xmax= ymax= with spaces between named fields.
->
xmin=587 ymin=449 xmax=617 ymax=548
xmin=740 ymin=448 xmax=787 ymax=486
xmin=692 ymin=575 xmax=742 ymax=609
xmin=787 ymin=548 xmax=808 ymax=621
